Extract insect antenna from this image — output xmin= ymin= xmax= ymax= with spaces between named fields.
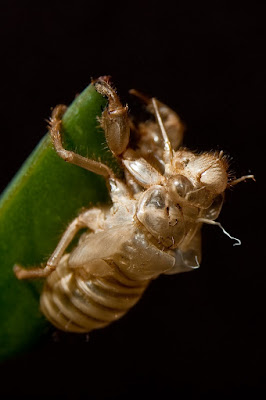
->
xmin=228 ymin=174 xmax=255 ymax=187
xmin=152 ymin=98 xmax=173 ymax=164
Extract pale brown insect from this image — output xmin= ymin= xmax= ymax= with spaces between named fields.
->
xmin=14 ymin=77 xmax=254 ymax=333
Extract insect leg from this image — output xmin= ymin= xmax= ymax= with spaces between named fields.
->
xmin=129 ymin=89 xmax=185 ymax=151
xmin=165 ymin=228 xmax=202 ymax=275
xmin=93 ymin=77 xmax=130 ymax=157
xmin=50 ymin=104 xmax=115 ymax=179
xmin=14 ymin=209 xmax=99 ymax=280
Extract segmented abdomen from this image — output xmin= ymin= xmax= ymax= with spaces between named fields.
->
xmin=40 ymin=255 xmax=149 ymax=333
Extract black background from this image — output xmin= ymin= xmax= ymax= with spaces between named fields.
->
xmin=0 ymin=1 xmax=265 ymax=398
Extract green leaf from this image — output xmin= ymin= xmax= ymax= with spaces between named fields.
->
xmin=0 ymin=83 xmax=119 ymax=361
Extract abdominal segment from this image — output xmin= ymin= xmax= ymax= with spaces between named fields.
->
xmin=40 ymin=255 xmax=149 ymax=333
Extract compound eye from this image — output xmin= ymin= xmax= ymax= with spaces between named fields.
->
xmin=172 ymin=175 xmax=194 ymax=197
xmin=202 ymin=194 xmax=224 ymax=220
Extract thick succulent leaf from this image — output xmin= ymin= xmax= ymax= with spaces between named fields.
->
xmin=0 ymin=84 xmax=119 ymax=361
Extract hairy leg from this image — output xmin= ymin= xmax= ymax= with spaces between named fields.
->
xmin=14 ymin=208 xmax=104 ymax=280
xmin=50 ymin=104 xmax=114 ymax=179
xmin=94 ymin=77 xmax=130 ymax=156
xmin=129 ymin=89 xmax=185 ymax=152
